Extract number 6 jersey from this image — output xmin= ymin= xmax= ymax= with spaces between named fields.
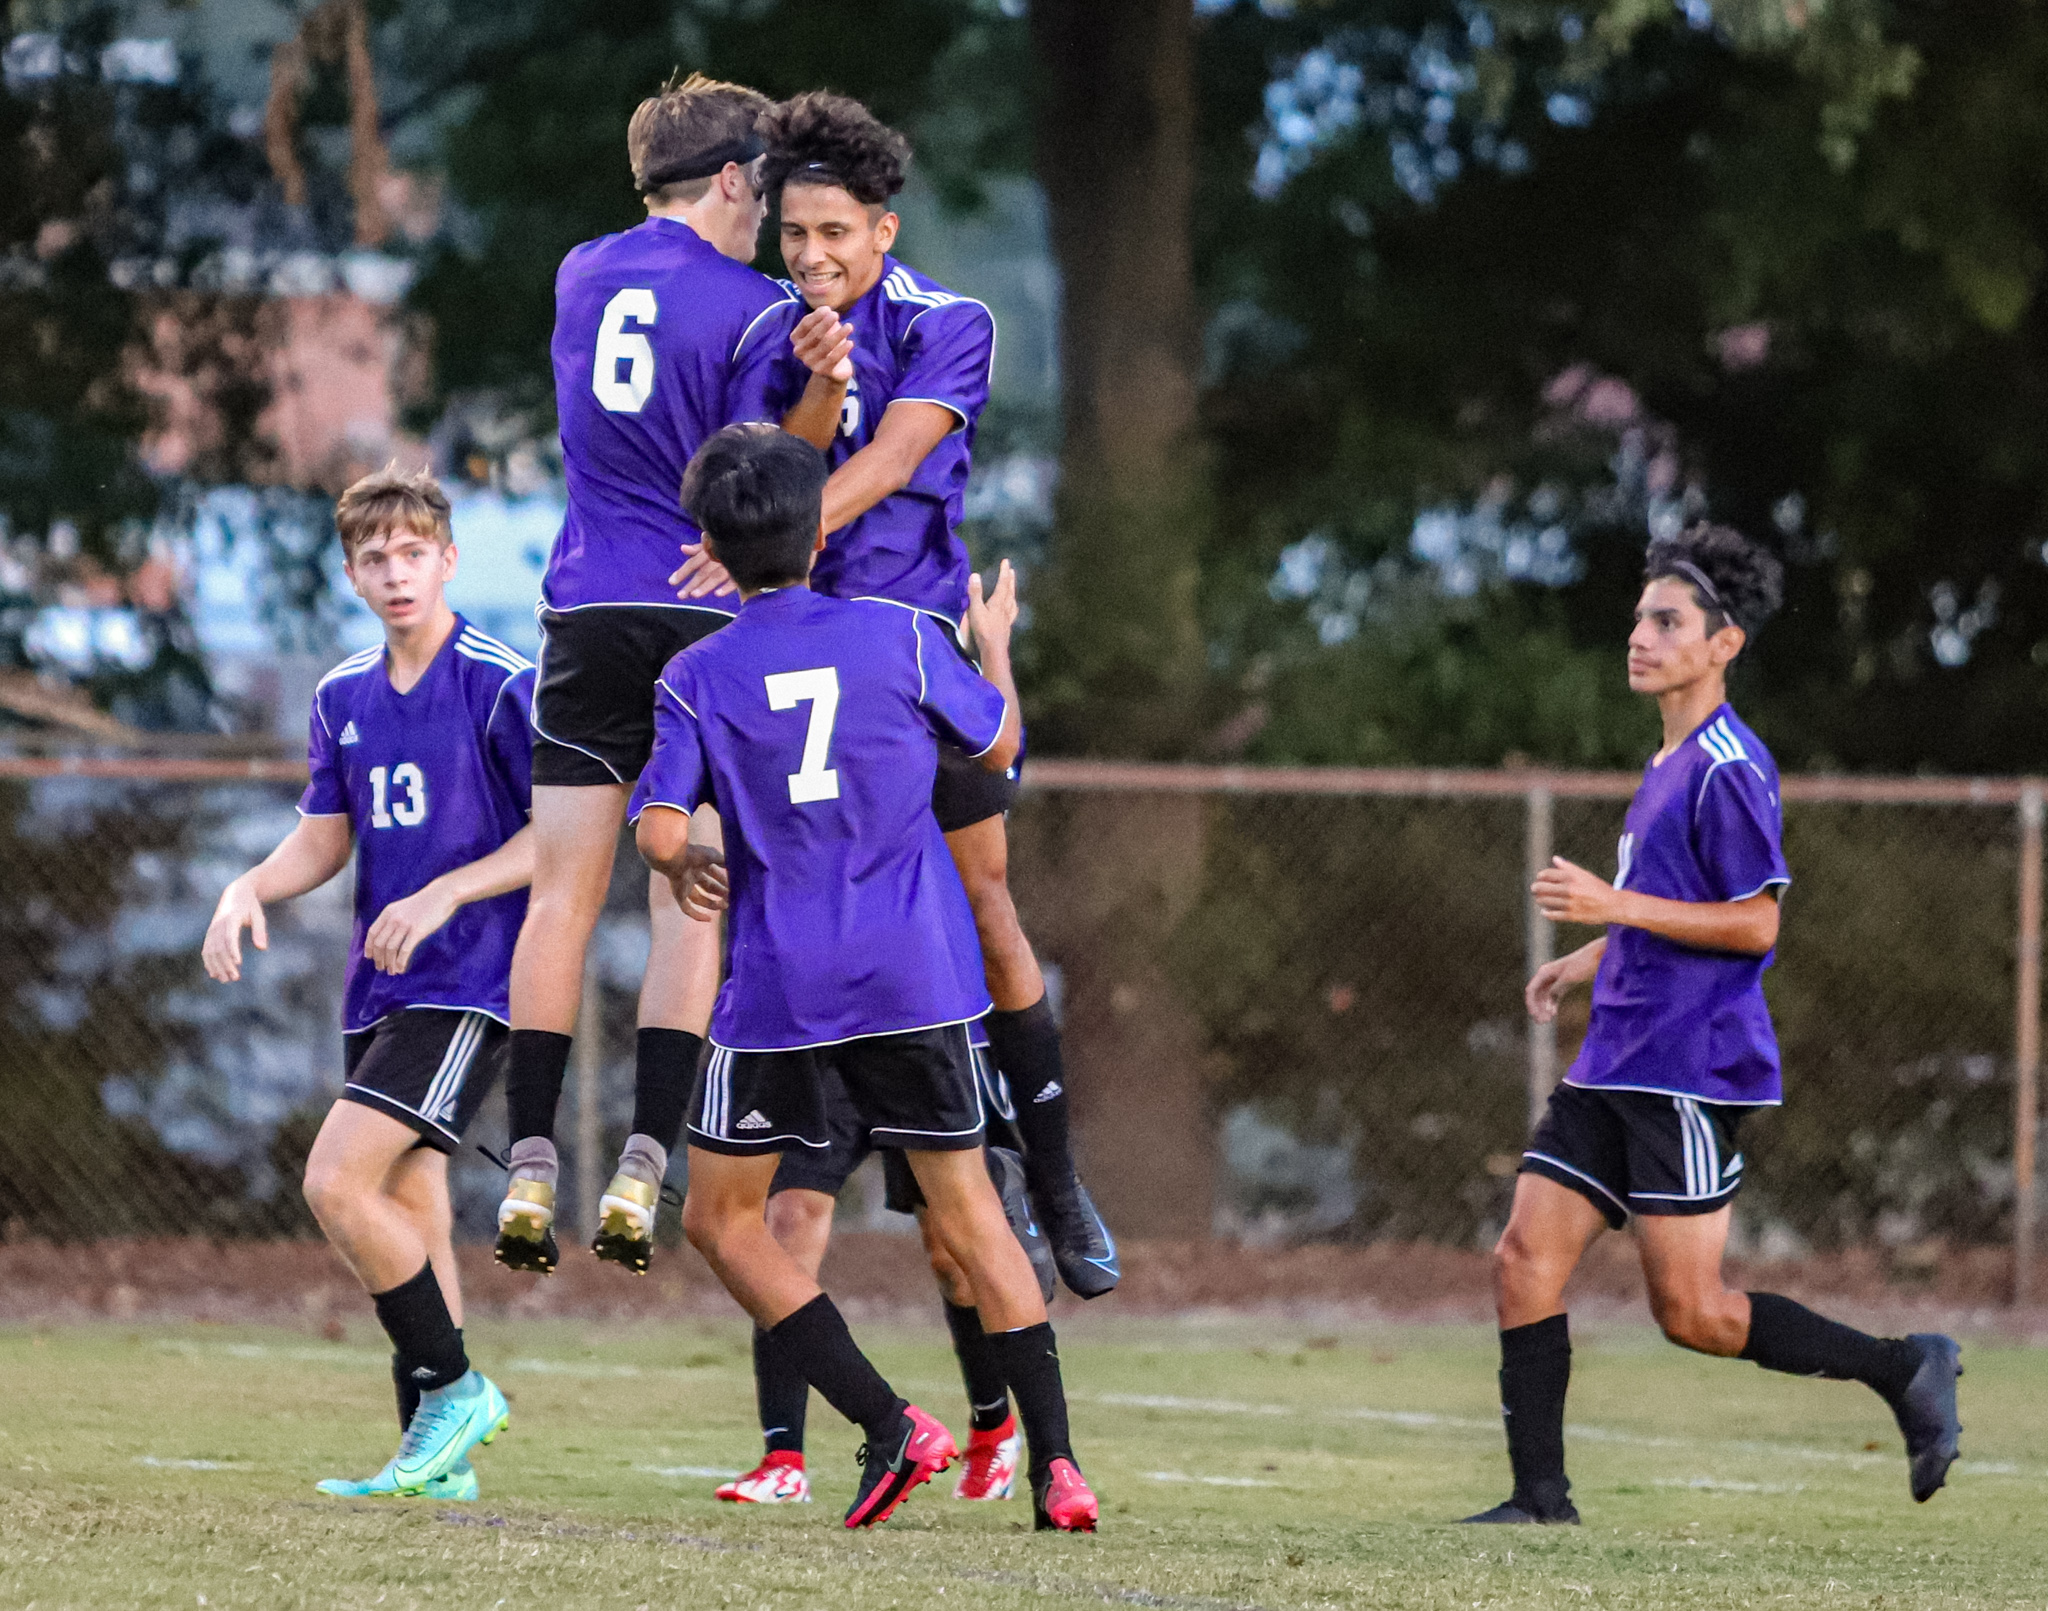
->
xmin=301 ymin=617 xmax=536 ymax=1032
xmin=627 ymin=588 xmax=1007 ymax=1051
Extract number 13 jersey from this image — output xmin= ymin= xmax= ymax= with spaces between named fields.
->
xmin=547 ymin=217 xmax=796 ymax=614
xmin=628 ymin=589 xmax=1007 ymax=1051
xmin=302 ymin=618 xmax=536 ymax=1032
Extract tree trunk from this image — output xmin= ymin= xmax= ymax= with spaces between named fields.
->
xmin=1023 ymin=1 xmax=1215 ymax=1236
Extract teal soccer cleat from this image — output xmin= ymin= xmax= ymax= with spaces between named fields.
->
xmin=316 ymin=1456 xmax=478 ymax=1501
xmin=326 ymin=1372 xmax=509 ymax=1496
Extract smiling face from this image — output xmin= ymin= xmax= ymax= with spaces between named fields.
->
xmin=1627 ymin=575 xmax=1744 ymax=696
xmin=345 ymin=525 xmax=456 ymax=631
xmin=778 ymin=181 xmax=897 ymax=311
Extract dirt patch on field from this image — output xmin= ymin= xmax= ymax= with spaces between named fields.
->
xmin=0 ymin=1234 xmax=2033 ymax=1334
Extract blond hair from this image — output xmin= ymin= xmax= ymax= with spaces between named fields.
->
xmin=628 ymin=72 xmax=771 ymax=204
xmin=335 ymin=462 xmax=452 ymax=559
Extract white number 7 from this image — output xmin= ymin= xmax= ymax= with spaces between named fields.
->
xmin=764 ymin=667 xmax=841 ymax=804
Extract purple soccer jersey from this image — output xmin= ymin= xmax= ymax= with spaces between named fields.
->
xmin=757 ymin=257 xmax=993 ymax=624
xmin=1567 ymin=705 xmax=1793 ymax=1106
xmin=301 ymin=619 xmax=535 ymax=1031
xmin=627 ymin=588 xmax=1006 ymax=1050
xmin=546 ymin=218 xmax=796 ymax=612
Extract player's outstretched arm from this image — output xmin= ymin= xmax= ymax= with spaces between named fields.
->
xmin=1532 ymin=856 xmax=1781 ymax=955
xmin=964 ymin=560 xmax=1022 ymax=774
xmin=636 ymin=807 xmax=727 ymax=923
xmin=201 ymin=814 xmax=354 ymax=983
xmin=818 ymin=400 xmax=956 ymax=536
xmin=363 ymin=823 xmax=536 ymax=977
xmin=780 ymin=307 xmax=855 ymax=450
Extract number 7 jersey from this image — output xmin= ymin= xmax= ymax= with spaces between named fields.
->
xmin=627 ymin=588 xmax=1007 ymax=1051
xmin=547 ymin=217 xmax=797 ymax=613
xmin=301 ymin=618 xmax=536 ymax=1032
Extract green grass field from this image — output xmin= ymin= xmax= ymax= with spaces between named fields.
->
xmin=6 ymin=1313 xmax=2047 ymax=1609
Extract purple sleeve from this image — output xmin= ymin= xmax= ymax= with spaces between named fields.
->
xmin=486 ymin=669 xmax=536 ymax=814
xmin=1695 ymin=761 xmax=1790 ymax=900
xmin=298 ymin=693 xmax=347 ymax=817
xmin=628 ymin=675 xmax=710 ymax=821
xmin=911 ymin=614 xmax=1006 ymax=757
xmin=726 ymin=294 xmax=805 ymax=425
xmin=895 ymin=304 xmax=993 ymax=431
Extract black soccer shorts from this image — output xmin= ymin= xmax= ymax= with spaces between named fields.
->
xmin=688 ymin=1024 xmax=985 ymax=1158
xmin=340 ymin=1008 xmax=508 ymax=1154
xmin=531 ymin=604 xmax=732 ymax=787
xmin=1520 ymin=1081 xmax=1752 ymax=1230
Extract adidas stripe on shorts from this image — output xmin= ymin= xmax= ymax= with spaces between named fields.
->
xmin=340 ymin=1008 xmax=508 ymax=1154
xmin=1519 ymin=1081 xmax=1750 ymax=1229
xmin=687 ymin=1024 xmax=985 ymax=1158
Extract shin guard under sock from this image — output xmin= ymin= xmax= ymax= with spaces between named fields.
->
xmin=986 ymin=1322 xmax=1073 ymax=1477
xmin=944 ymin=1301 xmax=1011 ymax=1432
xmin=506 ymin=1029 xmax=573 ymax=1145
xmin=1499 ymin=1314 xmax=1572 ymax=1514
xmin=632 ymin=1028 xmax=700 ymax=1154
xmin=767 ymin=1294 xmax=902 ymax=1441
xmin=984 ymin=998 xmax=1074 ymax=1195
xmin=372 ymin=1265 xmax=468 ymax=1394
xmin=753 ymin=1326 xmax=810 ymax=1455
xmin=1740 ymin=1292 xmax=1920 ymax=1398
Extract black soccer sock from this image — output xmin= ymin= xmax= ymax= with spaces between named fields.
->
xmin=986 ymin=1322 xmax=1073 ymax=1478
xmin=632 ymin=1028 xmax=701 ymax=1154
xmin=371 ymin=1264 xmax=469 ymax=1395
xmin=1499 ymin=1314 xmax=1572 ymax=1514
xmin=1740 ymin=1292 xmax=1921 ymax=1399
xmin=506 ymin=1029 xmax=574 ymax=1145
xmin=393 ymin=1352 xmax=421 ymax=1431
xmin=984 ymin=997 xmax=1074 ymax=1195
xmin=944 ymin=1301 xmax=1012 ymax=1432
xmin=753 ymin=1326 xmax=810 ymax=1455
xmin=767 ymin=1294 xmax=903 ymax=1441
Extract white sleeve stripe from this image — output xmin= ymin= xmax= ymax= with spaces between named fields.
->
xmin=731 ymin=289 xmax=800 ymax=363
xmin=657 ymin=678 xmax=700 ymax=720
xmin=911 ymin=613 xmax=928 ymax=704
xmin=965 ymin=695 xmax=1007 ymax=760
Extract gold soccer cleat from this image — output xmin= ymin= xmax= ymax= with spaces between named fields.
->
xmin=494 ymin=1176 xmax=559 ymax=1274
xmin=591 ymin=1170 xmax=659 ymax=1275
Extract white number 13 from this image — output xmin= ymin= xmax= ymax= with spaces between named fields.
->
xmin=369 ymin=763 xmax=427 ymax=828
xmin=765 ymin=667 xmax=840 ymax=804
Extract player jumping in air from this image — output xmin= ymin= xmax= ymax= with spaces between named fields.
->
xmin=203 ymin=467 xmax=530 ymax=1500
xmin=493 ymin=75 xmax=797 ymax=1274
xmin=738 ymin=91 xmax=1119 ymax=1302
xmin=633 ymin=423 xmax=1097 ymax=1532
xmin=1463 ymin=524 xmax=1962 ymax=1525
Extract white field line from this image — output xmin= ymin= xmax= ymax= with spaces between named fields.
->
xmin=640 ymin=1464 xmax=742 ymax=1480
xmin=136 ymin=1455 xmax=248 ymax=1470
xmin=1088 ymin=1392 xmax=2047 ymax=1483
xmin=1142 ymin=1470 xmax=1282 ymax=1489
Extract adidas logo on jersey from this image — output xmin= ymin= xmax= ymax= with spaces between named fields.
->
xmin=735 ymin=1110 xmax=772 ymax=1130
xmin=338 ymin=721 xmax=361 ymax=746
xmin=1033 ymin=1082 xmax=1063 ymax=1103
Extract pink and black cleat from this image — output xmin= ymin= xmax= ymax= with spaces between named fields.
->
xmin=844 ymin=1404 xmax=957 ymax=1529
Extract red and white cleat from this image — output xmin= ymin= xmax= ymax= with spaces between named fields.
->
xmin=1032 ymin=1457 xmax=1098 ymax=1533
xmin=953 ymin=1415 xmax=1021 ymax=1500
xmin=715 ymin=1450 xmax=811 ymax=1504
xmin=844 ymin=1404 xmax=957 ymax=1529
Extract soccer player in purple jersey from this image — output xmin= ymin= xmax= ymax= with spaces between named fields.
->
xmin=632 ymin=424 xmax=1097 ymax=1533
xmin=494 ymin=75 xmax=801 ymax=1276
xmin=203 ymin=467 xmax=530 ymax=1500
xmin=739 ymin=92 xmax=1119 ymax=1306
xmin=1462 ymin=524 xmax=1962 ymax=1526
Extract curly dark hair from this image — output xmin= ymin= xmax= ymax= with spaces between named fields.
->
xmin=1643 ymin=522 xmax=1784 ymax=638
xmin=759 ymin=91 xmax=910 ymax=207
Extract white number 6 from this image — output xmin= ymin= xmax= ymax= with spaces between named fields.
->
xmin=765 ymin=667 xmax=841 ymax=804
xmin=592 ymin=288 xmax=657 ymax=413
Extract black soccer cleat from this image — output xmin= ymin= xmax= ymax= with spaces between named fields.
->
xmin=1031 ymin=1175 xmax=1120 ymax=1300
xmin=988 ymin=1146 xmax=1057 ymax=1304
xmin=843 ymin=1404 xmax=956 ymax=1529
xmin=1459 ymin=1497 xmax=1581 ymax=1525
xmin=1887 ymin=1332 xmax=1963 ymax=1502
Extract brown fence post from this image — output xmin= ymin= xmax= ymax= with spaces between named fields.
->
xmin=1525 ymin=780 xmax=1556 ymax=1128
xmin=2016 ymin=782 xmax=2042 ymax=1306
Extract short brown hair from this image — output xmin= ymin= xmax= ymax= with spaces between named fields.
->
xmin=335 ymin=462 xmax=452 ymax=560
xmin=628 ymin=72 xmax=771 ymax=204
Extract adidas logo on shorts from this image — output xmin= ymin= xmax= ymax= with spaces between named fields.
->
xmin=339 ymin=721 xmax=361 ymax=745
xmin=735 ymin=1110 xmax=772 ymax=1130
xmin=1033 ymin=1081 xmax=1063 ymax=1102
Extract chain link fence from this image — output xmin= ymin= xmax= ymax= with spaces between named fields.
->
xmin=4 ymin=757 xmax=2042 ymax=1297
